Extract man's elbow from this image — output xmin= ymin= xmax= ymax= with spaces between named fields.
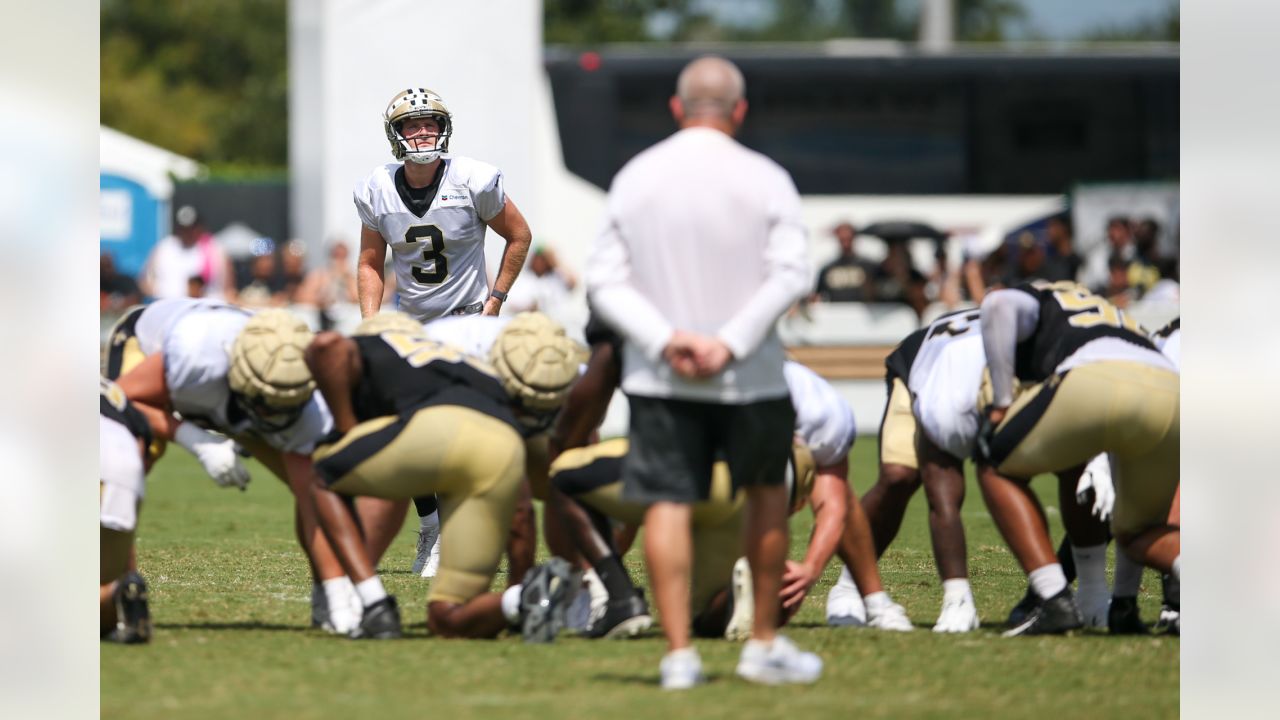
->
xmin=304 ymin=331 xmax=345 ymax=373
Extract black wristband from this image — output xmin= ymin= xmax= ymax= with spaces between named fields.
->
xmin=490 ymin=288 xmax=508 ymax=302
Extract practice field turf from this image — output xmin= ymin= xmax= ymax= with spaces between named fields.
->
xmin=102 ymin=439 xmax=1178 ymax=719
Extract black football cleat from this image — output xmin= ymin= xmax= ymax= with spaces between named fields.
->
xmin=1107 ymin=596 xmax=1149 ymax=635
xmin=107 ymin=571 xmax=152 ymax=644
xmin=349 ymin=596 xmax=402 ymax=640
xmin=1002 ymin=587 xmax=1084 ymax=637
xmin=1005 ymin=587 xmax=1039 ymax=627
xmin=1154 ymin=573 xmax=1180 ymax=635
xmin=587 ymin=590 xmax=652 ymax=640
xmin=520 ymin=557 xmax=573 ymax=643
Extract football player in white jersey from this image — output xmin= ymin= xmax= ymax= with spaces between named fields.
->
xmin=355 ymin=88 xmax=534 ymax=570
xmin=355 ymin=87 xmax=532 ymax=323
xmin=111 ymin=301 xmax=390 ymax=634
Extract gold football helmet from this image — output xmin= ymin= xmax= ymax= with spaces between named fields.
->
xmin=489 ymin=312 xmax=587 ymax=417
xmin=353 ymin=311 xmax=423 ymax=337
xmin=228 ymin=310 xmax=316 ymax=431
xmin=383 ymin=87 xmax=453 ymax=164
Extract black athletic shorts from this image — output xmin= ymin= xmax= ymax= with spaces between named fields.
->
xmin=622 ymin=394 xmax=795 ymax=504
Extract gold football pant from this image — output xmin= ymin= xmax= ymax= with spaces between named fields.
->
xmin=879 ymin=377 xmax=920 ymax=469
xmin=991 ymin=361 xmax=1179 ymax=538
xmin=314 ymin=405 xmax=526 ymax=605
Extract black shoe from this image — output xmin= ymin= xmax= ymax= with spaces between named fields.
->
xmin=1005 ymin=587 xmax=1039 ymax=627
xmin=587 ymin=591 xmax=652 ymax=639
xmin=107 ymin=572 xmax=152 ymax=644
xmin=1002 ymin=587 xmax=1084 ymax=637
xmin=350 ymin=596 xmax=402 ymax=639
xmin=520 ymin=557 xmax=573 ymax=643
xmin=1154 ymin=573 xmax=1180 ymax=635
xmin=1107 ymin=596 xmax=1149 ymax=635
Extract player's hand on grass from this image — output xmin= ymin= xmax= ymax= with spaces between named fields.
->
xmin=780 ymin=560 xmax=819 ymax=611
xmin=175 ymin=422 xmax=251 ymax=491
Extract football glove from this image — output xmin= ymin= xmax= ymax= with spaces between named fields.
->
xmin=974 ymin=406 xmax=999 ymax=464
xmin=1076 ymin=453 xmax=1115 ymax=522
xmin=174 ymin=421 xmax=251 ymax=491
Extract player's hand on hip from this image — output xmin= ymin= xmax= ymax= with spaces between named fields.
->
xmin=482 ymin=297 xmax=503 ymax=316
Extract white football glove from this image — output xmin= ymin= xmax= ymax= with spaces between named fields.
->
xmin=174 ymin=421 xmax=251 ymax=490
xmin=1076 ymin=453 xmax=1115 ymax=522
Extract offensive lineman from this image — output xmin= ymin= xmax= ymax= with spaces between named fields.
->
xmin=354 ymin=87 xmax=534 ymax=575
xmin=303 ymin=312 xmax=587 ymax=640
xmin=108 ymin=300 xmax=375 ymax=634
xmin=976 ymin=281 xmax=1180 ymax=636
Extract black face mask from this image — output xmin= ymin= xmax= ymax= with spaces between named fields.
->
xmin=232 ymin=393 xmax=304 ymax=434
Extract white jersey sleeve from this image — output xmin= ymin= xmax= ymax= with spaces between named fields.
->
xmin=353 ymin=175 xmax=379 ymax=230
xmin=784 ymin=361 xmax=856 ymax=468
xmin=463 ymin=159 xmax=506 ymax=221
xmin=908 ymin=311 xmax=987 ymax=461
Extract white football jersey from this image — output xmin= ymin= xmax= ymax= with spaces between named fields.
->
xmin=421 ymin=314 xmax=511 ymax=360
xmin=908 ymin=311 xmax=987 ymax=461
xmin=132 ymin=297 xmax=238 ymax=355
xmin=159 ymin=306 xmax=333 ymax=454
xmin=784 ymin=361 xmax=856 ymax=468
xmin=354 ymin=157 xmax=506 ymax=322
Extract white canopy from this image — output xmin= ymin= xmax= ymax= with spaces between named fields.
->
xmin=100 ymin=125 xmax=203 ymax=197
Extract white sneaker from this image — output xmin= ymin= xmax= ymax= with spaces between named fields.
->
xmin=736 ymin=635 xmax=823 ymax=685
xmin=660 ymin=648 xmax=705 ymax=690
xmin=932 ymin=593 xmax=980 ymax=633
xmin=312 ymin=580 xmax=361 ymax=634
xmin=412 ymin=511 xmax=441 ymax=578
xmin=825 ymin=565 xmax=866 ymax=626
xmin=866 ymin=596 xmax=914 ymax=632
xmin=724 ymin=557 xmax=754 ymax=641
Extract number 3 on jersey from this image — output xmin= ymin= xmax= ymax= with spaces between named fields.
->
xmin=406 ymin=225 xmax=447 ymax=284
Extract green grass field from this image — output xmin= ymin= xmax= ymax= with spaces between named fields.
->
xmin=102 ymin=439 xmax=1177 ymax=719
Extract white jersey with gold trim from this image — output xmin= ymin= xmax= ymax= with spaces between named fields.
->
xmin=784 ymin=360 xmax=856 ymax=468
xmin=354 ymin=157 xmax=506 ymax=322
xmin=908 ymin=310 xmax=987 ymax=461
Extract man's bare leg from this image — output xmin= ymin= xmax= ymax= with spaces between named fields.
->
xmin=859 ymin=463 xmax=922 ymax=556
xmin=427 ymin=595 xmax=508 ymax=639
xmin=743 ymin=484 xmax=788 ymax=642
xmin=357 ymin=496 xmax=410 ymax=566
xmin=644 ymin=502 xmax=693 ymax=651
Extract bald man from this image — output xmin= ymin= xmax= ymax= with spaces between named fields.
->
xmin=586 ymin=55 xmax=819 ymax=689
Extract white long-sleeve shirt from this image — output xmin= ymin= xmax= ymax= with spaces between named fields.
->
xmin=585 ymin=127 xmax=810 ymax=403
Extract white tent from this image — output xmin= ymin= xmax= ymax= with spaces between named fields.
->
xmin=100 ymin=125 xmax=203 ymax=198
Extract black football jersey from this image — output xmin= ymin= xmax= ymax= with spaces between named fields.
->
xmin=1152 ymin=317 xmax=1180 ymax=341
xmin=1010 ymin=280 xmax=1157 ymax=383
xmin=351 ymin=333 xmax=519 ymax=431
xmin=884 ymin=327 xmax=926 ymax=384
xmin=100 ymin=378 xmax=153 ymax=448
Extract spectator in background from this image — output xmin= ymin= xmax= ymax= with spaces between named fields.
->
xmin=280 ymin=239 xmax=309 ymax=303
xmin=236 ymin=243 xmax=287 ymax=309
xmin=1081 ymin=215 xmax=1134 ymax=295
xmin=1041 ymin=214 xmax=1082 ymax=283
xmin=1106 ymin=255 xmax=1138 ymax=308
xmin=504 ymin=244 xmax=577 ymax=324
xmin=1006 ymin=232 xmax=1048 ymax=285
xmin=296 ymin=241 xmax=360 ymax=331
xmin=100 ymin=251 xmax=141 ymax=313
xmin=873 ymin=241 xmax=928 ymax=319
xmin=138 ymin=205 xmax=236 ymax=302
xmin=1127 ymin=218 xmax=1164 ymax=297
xmin=813 ymin=222 xmax=878 ymax=303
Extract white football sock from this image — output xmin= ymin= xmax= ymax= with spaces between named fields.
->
xmin=322 ymin=576 xmax=355 ymax=610
xmin=1112 ymin=548 xmax=1144 ymax=597
xmin=1071 ymin=543 xmax=1109 ymax=594
xmin=501 ymin=584 xmax=523 ymax=623
xmin=1171 ymin=555 xmax=1181 ymax=581
xmin=1028 ymin=564 xmax=1068 ymax=600
xmin=941 ymin=578 xmax=972 ymax=601
xmin=355 ymin=576 xmax=388 ymax=607
xmin=863 ymin=591 xmax=891 ymax=611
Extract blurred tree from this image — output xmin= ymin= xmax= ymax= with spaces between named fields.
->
xmin=101 ymin=0 xmax=287 ymax=170
xmin=1080 ymin=2 xmax=1178 ymax=42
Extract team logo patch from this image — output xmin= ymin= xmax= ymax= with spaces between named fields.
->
xmin=439 ymin=192 xmax=468 ymax=203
